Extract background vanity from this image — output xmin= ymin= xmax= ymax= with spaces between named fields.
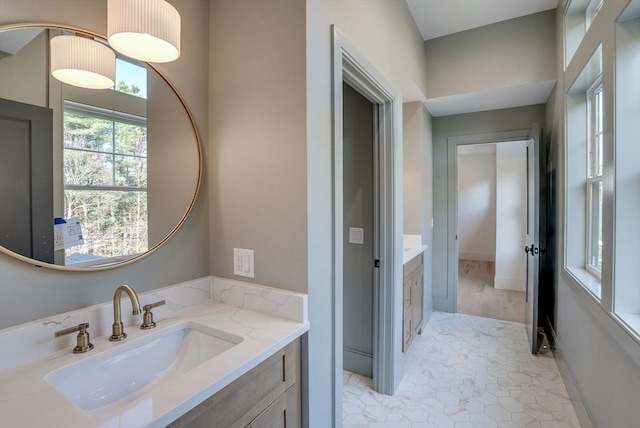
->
xmin=402 ymin=234 xmax=427 ymax=352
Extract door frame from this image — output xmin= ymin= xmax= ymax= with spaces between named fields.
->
xmin=331 ymin=25 xmax=399 ymax=408
xmin=446 ymin=130 xmax=530 ymax=313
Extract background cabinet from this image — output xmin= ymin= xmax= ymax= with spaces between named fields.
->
xmin=169 ymin=339 xmax=300 ymax=428
xmin=403 ymin=254 xmax=424 ymax=352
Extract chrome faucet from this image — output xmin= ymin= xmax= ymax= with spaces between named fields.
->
xmin=110 ymin=285 xmax=141 ymax=341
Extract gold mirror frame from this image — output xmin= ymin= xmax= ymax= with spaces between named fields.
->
xmin=0 ymin=22 xmax=203 ymax=272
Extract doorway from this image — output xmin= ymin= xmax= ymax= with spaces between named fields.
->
xmin=446 ymin=125 xmax=542 ymax=354
xmin=0 ymin=97 xmax=54 ymax=263
xmin=331 ymin=26 xmax=399 ymax=414
xmin=342 ymin=82 xmax=376 ymax=377
xmin=456 ymin=141 xmax=527 ymax=323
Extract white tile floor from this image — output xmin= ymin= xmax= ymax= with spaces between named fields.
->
xmin=343 ymin=312 xmax=580 ymax=428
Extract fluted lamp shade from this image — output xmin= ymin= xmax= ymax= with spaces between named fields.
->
xmin=107 ymin=0 xmax=181 ymax=63
xmin=50 ymin=35 xmax=116 ymax=90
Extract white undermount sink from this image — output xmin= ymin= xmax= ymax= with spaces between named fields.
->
xmin=45 ymin=321 xmax=243 ymax=413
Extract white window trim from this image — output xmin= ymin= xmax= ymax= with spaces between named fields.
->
xmin=585 ymin=176 xmax=602 ymax=279
xmin=585 ymin=76 xmax=603 ymax=280
xmin=585 ymin=0 xmax=604 ymax=28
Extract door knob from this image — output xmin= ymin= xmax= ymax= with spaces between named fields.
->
xmin=524 ymin=244 xmax=541 ymax=255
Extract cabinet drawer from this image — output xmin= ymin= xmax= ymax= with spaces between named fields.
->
xmin=246 ymin=384 xmax=299 ymax=428
xmin=403 ymin=253 xmax=423 ymax=280
xmin=168 ymin=339 xmax=300 ymax=428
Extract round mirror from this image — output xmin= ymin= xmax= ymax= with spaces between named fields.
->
xmin=0 ymin=24 xmax=202 ymax=270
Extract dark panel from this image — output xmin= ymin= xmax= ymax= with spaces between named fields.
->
xmin=0 ymin=117 xmax=32 ymax=257
xmin=539 ymin=130 xmax=557 ymax=336
xmin=0 ymin=97 xmax=53 ymax=263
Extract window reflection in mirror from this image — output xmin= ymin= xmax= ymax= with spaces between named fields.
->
xmin=63 ymin=101 xmax=148 ymax=266
xmin=59 ymin=55 xmax=149 ymax=267
xmin=114 ymin=58 xmax=147 ymax=99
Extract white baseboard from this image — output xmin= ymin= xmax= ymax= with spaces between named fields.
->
xmin=494 ymin=276 xmax=526 ymax=292
xmin=459 ymin=251 xmax=495 ymax=262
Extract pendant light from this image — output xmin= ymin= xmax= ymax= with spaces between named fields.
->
xmin=107 ymin=0 xmax=181 ymax=63
xmin=50 ymin=35 xmax=115 ymax=90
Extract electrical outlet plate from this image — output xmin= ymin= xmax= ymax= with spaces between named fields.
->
xmin=233 ymin=248 xmax=254 ymax=278
xmin=348 ymin=227 xmax=364 ymax=244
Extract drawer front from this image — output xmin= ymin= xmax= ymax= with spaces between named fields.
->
xmin=403 ymin=253 xmax=423 ymax=280
xmin=402 ymin=310 xmax=413 ymax=353
xmin=403 ymin=277 xmax=412 ymax=311
xmin=169 ymin=339 xmax=299 ymax=428
xmin=246 ymin=384 xmax=299 ymax=428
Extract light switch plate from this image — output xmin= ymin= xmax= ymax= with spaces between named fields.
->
xmin=233 ymin=248 xmax=254 ymax=278
xmin=349 ymin=227 xmax=364 ymax=244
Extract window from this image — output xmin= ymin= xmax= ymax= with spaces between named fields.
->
xmin=614 ymin=6 xmax=640 ymax=334
xmin=585 ymin=78 xmax=603 ymax=278
xmin=564 ymin=0 xmax=640 ymax=338
xmin=565 ymin=44 xmax=602 ymax=299
xmin=564 ymin=0 xmax=604 ymax=68
xmin=114 ymin=58 xmax=147 ymax=99
xmin=63 ymin=102 xmax=148 ymax=264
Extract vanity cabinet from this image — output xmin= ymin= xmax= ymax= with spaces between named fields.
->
xmin=403 ymin=253 xmax=424 ymax=352
xmin=169 ymin=339 xmax=300 ymax=428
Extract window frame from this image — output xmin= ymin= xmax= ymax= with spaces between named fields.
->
xmin=585 ymin=77 xmax=603 ymax=280
xmin=585 ymin=0 xmax=603 ymax=28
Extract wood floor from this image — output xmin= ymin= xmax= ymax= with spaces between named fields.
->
xmin=457 ymin=259 xmax=526 ymax=324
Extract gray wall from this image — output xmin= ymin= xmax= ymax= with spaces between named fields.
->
xmin=421 ymin=106 xmax=434 ymax=325
xmin=402 ymin=101 xmax=434 ymax=323
xmin=147 ymin=71 xmax=200 ymax=246
xmin=402 ymin=102 xmax=423 ymax=235
xmin=457 ymin=148 xmax=496 ymax=262
xmin=208 ymin=0 xmax=307 ymax=293
xmin=547 ymin=1 xmax=640 ymax=427
xmin=432 ymin=105 xmax=546 ymax=312
xmin=424 ymin=10 xmax=556 ymax=99
xmin=0 ymin=0 xmax=211 ymax=329
xmin=0 ymin=30 xmax=48 ymax=107
xmin=342 ymin=83 xmax=374 ymax=377
xmin=306 ymin=1 xmax=429 ymax=425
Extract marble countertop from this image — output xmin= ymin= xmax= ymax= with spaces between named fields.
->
xmin=403 ymin=234 xmax=427 ymax=265
xmin=0 ymin=281 xmax=308 ymax=427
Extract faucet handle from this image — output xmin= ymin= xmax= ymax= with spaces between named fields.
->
xmin=55 ymin=322 xmax=94 ymax=354
xmin=140 ymin=300 xmax=165 ymax=330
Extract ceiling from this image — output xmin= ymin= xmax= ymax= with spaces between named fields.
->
xmin=403 ymin=0 xmax=559 ymax=116
xmin=0 ymin=28 xmax=42 ymax=56
xmin=406 ymin=0 xmax=558 ymax=41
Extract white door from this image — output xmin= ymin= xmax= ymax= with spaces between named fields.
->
xmin=524 ymin=123 xmax=541 ymax=354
